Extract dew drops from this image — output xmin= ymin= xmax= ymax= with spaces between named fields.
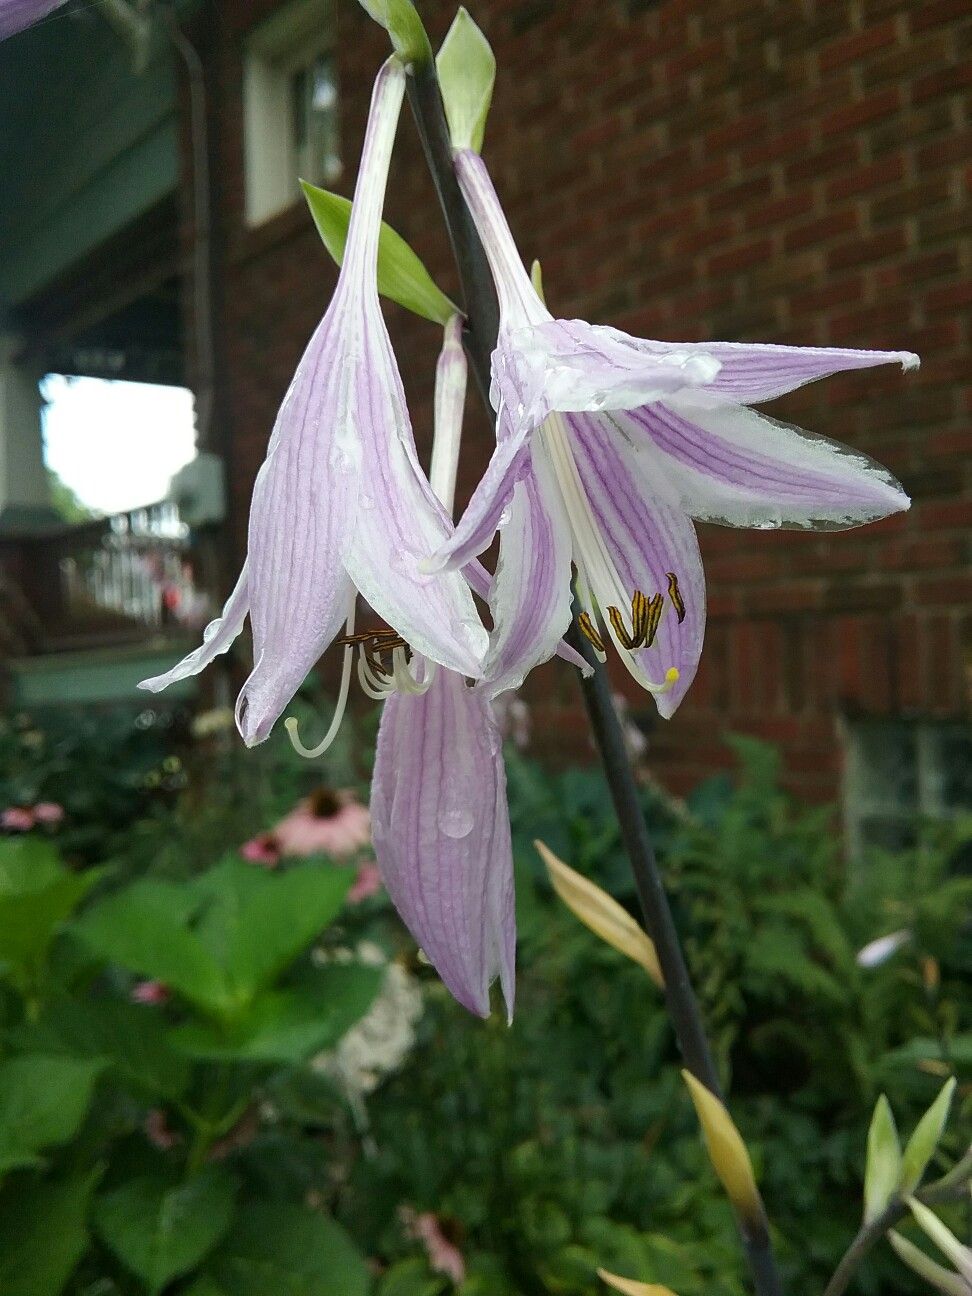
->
xmin=438 ymin=805 xmax=474 ymax=839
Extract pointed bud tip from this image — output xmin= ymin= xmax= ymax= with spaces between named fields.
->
xmin=681 ymin=1070 xmax=763 ymax=1227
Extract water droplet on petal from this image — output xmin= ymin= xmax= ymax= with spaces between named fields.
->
xmin=438 ymin=805 xmax=474 ymax=839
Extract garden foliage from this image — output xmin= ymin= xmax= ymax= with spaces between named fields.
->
xmin=0 ymin=708 xmax=968 ymax=1295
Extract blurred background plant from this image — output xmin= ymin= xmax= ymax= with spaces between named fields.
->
xmin=0 ymin=693 xmax=968 ymax=1296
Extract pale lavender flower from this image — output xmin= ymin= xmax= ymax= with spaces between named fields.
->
xmin=366 ymin=311 xmax=515 ymax=1020
xmin=0 ymin=0 xmax=63 ymax=40
xmin=371 ymin=663 xmax=515 ymax=1018
xmin=140 ymin=60 xmax=487 ymax=745
xmin=429 ymin=149 xmax=918 ymax=716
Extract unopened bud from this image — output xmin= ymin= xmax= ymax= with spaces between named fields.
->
xmin=536 ymin=840 xmax=663 ymax=988
xmin=682 ymin=1070 xmax=763 ymax=1227
xmin=597 ymin=1270 xmax=679 ymax=1296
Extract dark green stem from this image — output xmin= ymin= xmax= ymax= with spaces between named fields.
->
xmin=401 ymin=35 xmax=782 ymax=1296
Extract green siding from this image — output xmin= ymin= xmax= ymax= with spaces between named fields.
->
xmin=0 ymin=10 xmax=179 ymax=305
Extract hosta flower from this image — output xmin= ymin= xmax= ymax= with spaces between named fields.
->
xmin=429 ymin=148 xmax=918 ymax=715
xmin=0 ymin=0 xmax=64 ymax=40
xmin=140 ymin=59 xmax=487 ymax=743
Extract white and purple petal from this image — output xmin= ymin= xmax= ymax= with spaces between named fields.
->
xmin=565 ymin=412 xmax=706 ymax=718
xmin=618 ymin=398 xmax=910 ymax=529
xmin=0 ymin=0 xmax=64 ymax=39
xmin=371 ymin=668 xmax=515 ymax=1019
xmin=345 ymin=307 xmax=488 ymax=679
xmin=139 ymin=562 xmax=250 ymax=694
xmin=482 ymin=440 xmax=574 ymax=697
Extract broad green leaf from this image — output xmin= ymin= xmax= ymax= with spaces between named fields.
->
xmin=191 ymin=858 xmax=355 ymax=1008
xmin=211 ymin=1200 xmax=369 ymax=1296
xmin=170 ymin=965 xmax=382 ymax=1064
xmin=900 ymin=1076 xmax=957 ymax=1193
xmin=863 ymin=1095 xmax=901 ymax=1223
xmin=70 ymin=879 xmax=228 ymax=1015
xmin=0 ymin=1168 xmax=99 ymax=1296
xmin=301 ymin=181 xmax=456 ymax=326
xmin=182 ymin=1281 xmax=229 ymax=1296
xmin=0 ymin=870 xmax=101 ymax=989
xmin=94 ymin=1167 xmax=236 ymax=1294
xmin=379 ymin=1257 xmax=449 ymax=1296
xmin=0 ymin=1055 xmax=104 ymax=1175
xmin=19 ymin=999 xmax=191 ymax=1103
xmin=0 ymin=837 xmax=63 ymax=892
xmin=357 ymin=0 xmax=431 ymax=64
xmin=436 ymin=7 xmax=495 ymax=152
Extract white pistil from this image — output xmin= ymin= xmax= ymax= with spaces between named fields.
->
xmin=539 ymin=412 xmax=677 ymax=695
xmin=285 ymin=596 xmax=358 ymax=758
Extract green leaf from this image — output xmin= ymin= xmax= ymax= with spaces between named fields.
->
xmin=19 ymin=998 xmax=191 ymax=1103
xmin=211 ymin=1200 xmax=369 ymax=1296
xmin=0 ymin=1168 xmax=99 ymax=1296
xmin=863 ymin=1094 xmax=901 ymax=1224
xmin=378 ymin=1257 xmax=449 ymax=1296
xmin=94 ymin=1167 xmax=237 ymax=1295
xmin=436 ymin=7 xmax=495 ymax=152
xmin=191 ymin=858 xmax=355 ymax=1008
xmin=357 ymin=0 xmax=432 ymax=65
xmin=170 ymin=965 xmax=383 ymax=1064
xmin=301 ymin=181 xmax=456 ymax=326
xmin=0 ymin=837 xmax=63 ymax=892
xmin=900 ymin=1077 xmax=957 ymax=1193
xmin=70 ymin=879 xmax=228 ymax=1014
xmin=0 ymin=870 xmax=101 ymax=989
xmin=0 ymin=1055 xmax=104 ymax=1175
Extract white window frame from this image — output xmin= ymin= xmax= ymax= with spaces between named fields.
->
xmin=242 ymin=0 xmax=339 ymax=228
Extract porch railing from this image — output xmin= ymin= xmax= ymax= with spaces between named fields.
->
xmin=0 ymin=500 xmax=211 ymax=656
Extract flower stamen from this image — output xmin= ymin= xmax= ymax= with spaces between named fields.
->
xmin=666 ymin=572 xmax=686 ymax=624
xmin=578 ymin=611 xmax=607 ymax=655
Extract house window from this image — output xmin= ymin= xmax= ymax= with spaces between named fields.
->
xmin=242 ymin=0 xmax=340 ymax=228
xmin=842 ymin=719 xmax=972 ymax=858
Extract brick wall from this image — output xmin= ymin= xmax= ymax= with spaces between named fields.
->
xmin=205 ymin=0 xmax=970 ymax=801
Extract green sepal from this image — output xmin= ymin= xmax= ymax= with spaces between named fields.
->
xmin=436 ymin=7 xmax=496 ymax=153
xmin=358 ymin=1 xmax=432 ymax=66
xmin=863 ymin=1094 xmax=901 ymax=1224
xmin=301 ymin=181 xmax=457 ymax=325
xmin=899 ymin=1077 xmax=957 ymax=1194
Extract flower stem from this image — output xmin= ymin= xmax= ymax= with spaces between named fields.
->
xmin=402 ymin=42 xmax=782 ymax=1296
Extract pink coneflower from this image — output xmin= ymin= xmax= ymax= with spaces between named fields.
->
xmin=240 ymin=832 xmax=282 ymax=868
xmin=131 ymin=980 xmax=171 ymax=1006
xmin=272 ymin=787 xmax=371 ymax=859
xmin=1 ymin=807 xmax=34 ymax=832
xmin=401 ymin=1207 xmax=466 ymax=1286
xmin=348 ymin=860 xmax=382 ymax=904
xmin=32 ymin=801 xmax=65 ymax=825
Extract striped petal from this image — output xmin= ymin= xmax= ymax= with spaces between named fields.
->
xmin=482 ymin=440 xmax=574 ymax=697
xmin=139 ymin=562 xmax=250 ymax=693
xmin=344 ymin=306 xmax=488 ymax=680
xmin=617 ymin=397 xmax=910 ymax=529
xmin=371 ymin=668 xmax=515 ymax=1019
xmin=0 ymin=0 xmax=64 ymax=39
xmin=565 ymin=412 xmax=706 ymax=719
xmin=426 ymin=408 xmax=533 ymax=571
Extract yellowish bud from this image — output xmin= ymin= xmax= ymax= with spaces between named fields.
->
xmin=535 ymin=840 xmax=664 ymax=988
xmin=681 ymin=1070 xmax=763 ymax=1226
xmin=597 ymin=1269 xmax=679 ymax=1296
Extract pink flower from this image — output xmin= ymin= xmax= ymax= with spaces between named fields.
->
xmin=144 ymin=1109 xmax=182 ymax=1151
xmin=348 ymin=860 xmax=383 ymax=904
xmin=1 ymin=807 xmax=34 ymax=831
xmin=240 ymin=832 xmax=282 ymax=867
xmin=32 ymin=802 xmax=65 ymax=825
xmin=131 ymin=980 xmax=171 ymax=1005
xmin=401 ymin=1207 xmax=466 ymax=1285
xmin=272 ymin=787 xmax=371 ymax=859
